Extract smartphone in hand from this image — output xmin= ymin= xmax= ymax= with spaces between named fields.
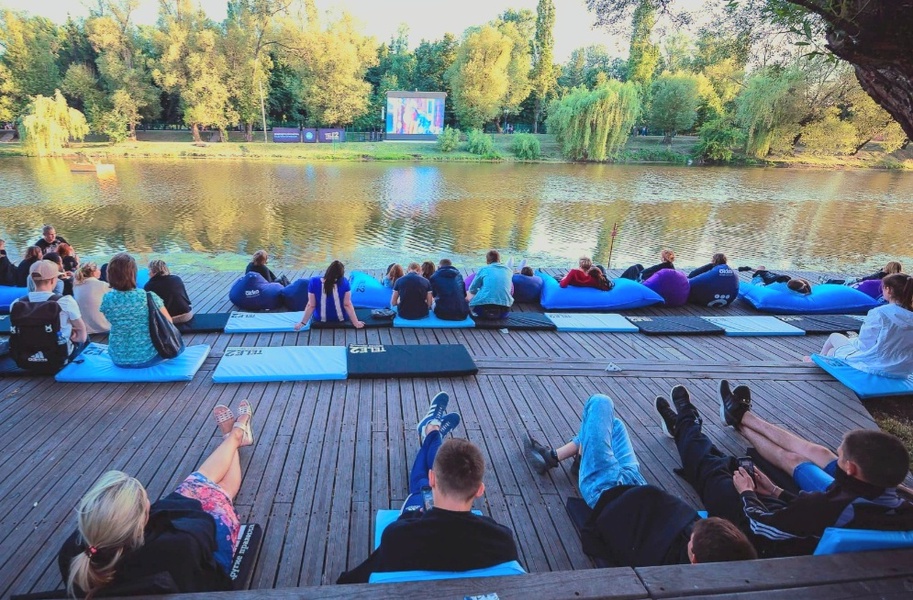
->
xmin=737 ymin=456 xmax=756 ymax=479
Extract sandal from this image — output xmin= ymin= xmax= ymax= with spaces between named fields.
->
xmin=234 ymin=400 xmax=254 ymax=446
xmin=213 ymin=405 xmax=235 ymax=438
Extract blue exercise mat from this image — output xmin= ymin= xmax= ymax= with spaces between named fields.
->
xmin=544 ymin=312 xmax=638 ymax=332
xmin=394 ymin=313 xmax=475 ymax=329
xmin=0 ymin=314 xmax=8 ymax=334
xmin=224 ymin=311 xmax=308 ymax=333
xmin=212 ymin=346 xmax=347 ymax=383
xmin=55 ymin=343 xmax=211 ymax=383
xmin=776 ymin=315 xmax=864 ymax=334
xmin=701 ymin=316 xmax=805 ymax=336
xmin=176 ymin=313 xmax=231 ymax=334
xmin=0 ymin=286 xmax=29 ymax=314
xmin=811 ymin=354 xmax=913 ymax=399
xmin=814 ymin=527 xmax=913 ymax=555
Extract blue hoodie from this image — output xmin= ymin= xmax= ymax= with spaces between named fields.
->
xmin=430 ymin=265 xmax=470 ymax=320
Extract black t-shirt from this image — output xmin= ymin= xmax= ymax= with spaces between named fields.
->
xmin=145 ymin=274 xmax=192 ymax=316
xmin=245 ymin=262 xmax=276 ymax=283
xmin=393 ymin=272 xmax=431 ymax=320
xmin=35 ymin=235 xmax=68 ymax=255
xmin=337 ymin=507 xmax=519 ymax=583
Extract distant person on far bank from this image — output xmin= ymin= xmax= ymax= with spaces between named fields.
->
xmin=392 ymin=262 xmax=433 ymax=320
xmin=466 ymin=250 xmax=514 ymax=320
xmin=430 ymin=259 xmax=470 ymax=321
xmin=35 ymin=224 xmax=68 ymax=256
xmin=145 ymin=259 xmax=194 ymax=324
xmin=245 ymin=250 xmax=289 ymax=286
xmin=621 ymin=249 xmax=676 ymax=282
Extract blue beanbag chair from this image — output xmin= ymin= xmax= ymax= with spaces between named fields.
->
xmin=55 ymin=343 xmax=210 ymax=383
xmin=643 ymin=269 xmax=690 ymax=307
xmin=0 ymin=286 xmax=29 ymax=314
xmin=136 ymin=268 xmax=150 ymax=289
xmin=349 ymin=271 xmax=391 ymax=309
xmin=739 ymin=282 xmax=880 ymax=315
xmin=228 ymin=272 xmax=284 ymax=311
xmin=852 ymin=279 xmax=884 ymax=301
xmin=512 ymin=274 xmax=543 ymax=303
xmin=538 ymin=270 xmax=663 ymax=311
xmin=280 ymin=278 xmax=312 ymax=311
xmin=688 ymin=265 xmax=740 ymax=307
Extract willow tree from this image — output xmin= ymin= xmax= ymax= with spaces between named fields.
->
xmin=735 ymin=68 xmax=805 ymax=158
xmin=20 ymin=90 xmax=90 ymax=156
xmin=546 ymin=80 xmax=641 ymax=161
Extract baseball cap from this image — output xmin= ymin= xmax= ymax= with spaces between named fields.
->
xmin=30 ymin=260 xmax=59 ymax=281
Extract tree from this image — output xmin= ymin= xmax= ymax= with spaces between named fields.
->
xmin=413 ymin=34 xmax=458 ymax=125
xmin=735 ymin=67 xmax=805 ymax=157
xmin=0 ymin=63 xmax=15 ymax=122
xmin=495 ymin=20 xmax=533 ymax=130
xmin=546 ymin=80 xmax=641 ymax=161
xmin=529 ymin=0 xmax=556 ymax=132
xmin=649 ymin=72 xmax=700 ymax=143
xmin=843 ymin=79 xmax=908 ymax=154
xmin=799 ymin=107 xmax=856 ymax=155
xmin=447 ymin=25 xmax=514 ymax=129
xmin=20 ymin=90 xmax=89 ymax=156
xmin=0 ymin=10 xmax=61 ymax=116
xmin=626 ymin=0 xmax=659 ymax=88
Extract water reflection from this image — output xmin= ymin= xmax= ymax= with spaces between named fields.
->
xmin=0 ymin=157 xmax=911 ymax=273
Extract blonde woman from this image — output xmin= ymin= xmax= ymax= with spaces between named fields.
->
xmin=143 ymin=259 xmax=194 ymax=324
xmin=620 ymin=249 xmax=676 ymax=282
xmin=72 ymin=262 xmax=111 ymax=334
xmin=59 ymin=402 xmax=255 ymax=596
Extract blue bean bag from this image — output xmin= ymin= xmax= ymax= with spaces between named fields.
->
xmin=349 ymin=271 xmax=391 ymax=309
xmin=0 ymin=286 xmax=29 ymax=314
xmin=688 ymin=265 xmax=740 ymax=307
xmin=280 ymin=278 xmax=312 ymax=311
xmin=739 ymin=282 xmax=880 ymax=315
xmin=228 ymin=272 xmax=284 ymax=311
xmin=512 ymin=274 xmax=543 ymax=303
xmin=136 ymin=268 xmax=150 ymax=289
xmin=852 ymin=279 xmax=884 ymax=301
xmin=643 ymin=269 xmax=690 ymax=307
xmin=538 ymin=271 xmax=663 ymax=311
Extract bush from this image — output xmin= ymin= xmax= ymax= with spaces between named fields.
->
xmin=511 ymin=133 xmax=541 ymax=159
xmin=466 ymin=129 xmax=494 ymax=155
xmin=695 ymin=118 xmax=743 ymax=163
xmin=437 ymin=126 xmax=461 ymax=152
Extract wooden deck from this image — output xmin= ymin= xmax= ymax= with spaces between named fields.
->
xmin=0 ymin=268 xmax=905 ymax=597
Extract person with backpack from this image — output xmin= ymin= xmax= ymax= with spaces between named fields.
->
xmin=9 ymin=260 xmax=87 ymax=373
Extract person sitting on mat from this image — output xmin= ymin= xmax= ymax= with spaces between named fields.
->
xmin=15 ymin=245 xmax=44 ymax=287
xmin=245 ymin=250 xmax=289 ymax=286
xmin=825 ymin=261 xmax=902 ymax=285
xmin=620 ymin=249 xmax=675 ymax=282
xmin=512 ymin=266 xmax=543 ymax=304
xmin=338 ymin=392 xmax=519 ymax=583
xmin=101 ymin=252 xmax=185 ymax=368
xmin=59 ymin=401 xmax=255 ymax=596
xmin=819 ymin=273 xmax=913 ymax=378
xmin=0 ymin=239 xmax=17 ymax=286
xmin=294 ymin=260 xmax=364 ymax=329
xmin=145 ymin=260 xmax=194 ymax=325
xmin=35 ymin=224 xmax=68 ymax=256
xmin=466 ymin=249 xmax=514 ymax=320
xmin=524 ymin=395 xmax=756 ymax=567
xmin=421 ymin=260 xmax=436 ymax=280
xmin=28 ymin=252 xmax=68 ymax=296
xmin=746 ymin=266 xmax=812 ymax=294
xmin=73 ymin=262 xmax=112 ymax=334
xmin=392 ymin=262 xmax=433 ymax=320
xmin=652 ymin=381 xmax=913 ymax=558
xmin=430 ymin=258 xmax=470 ymax=321
xmin=383 ymin=263 xmax=404 ymax=288
xmin=688 ymin=253 xmax=729 ymax=278
xmin=57 ymin=243 xmax=79 ymax=273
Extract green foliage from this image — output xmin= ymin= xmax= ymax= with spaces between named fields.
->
xmin=559 ymin=45 xmax=625 ymax=90
xmin=626 ymin=1 xmax=659 ymax=88
xmin=437 ymin=126 xmax=461 ymax=152
xmin=447 ymin=25 xmax=514 ymax=129
xmin=800 ymin=108 xmax=857 ymax=156
xmin=495 ymin=19 xmax=533 ymax=122
xmin=735 ymin=67 xmax=804 ymax=158
xmin=546 ymin=80 xmax=641 ymax=161
xmin=695 ymin=117 xmax=742 ymax=162
xmin=529 ymin=0 xmax=556 ymax=131
xmin=0 ymin=10 xmax=61 ymax=116
xmin=510 ymin=132 xmax=541 ymax=159
xmin=20 ymin=90 xmax=89 ymax=156
xmin=649 ymin=72 xmax=700 ymax=141
xmin=466 ymin=129 xmax=495 ymax=155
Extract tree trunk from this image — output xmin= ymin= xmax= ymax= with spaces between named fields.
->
xmin=128 ymin=121 xmax=137 ymax=141
xmin=191 ymin=123 xmax=201 ymax=143
xmin=533 ymin=99 xmax=541 ymax=134
xmin=245 ymin=122 xmax=253 ymax=143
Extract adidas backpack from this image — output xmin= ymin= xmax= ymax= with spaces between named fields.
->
xmin=9 ymin=294 xmax=70 ymax=373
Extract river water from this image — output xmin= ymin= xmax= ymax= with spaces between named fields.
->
xmin=1 ymin=157 xmax=911 ymax=274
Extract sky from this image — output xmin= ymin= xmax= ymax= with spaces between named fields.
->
xmin=0 ymin=0 xmax=634 ymax=61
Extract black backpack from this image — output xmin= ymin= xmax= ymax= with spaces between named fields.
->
xmin=9 ymin=294 xmax=70 ymax=373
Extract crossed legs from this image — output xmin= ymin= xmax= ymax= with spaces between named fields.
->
xmin=738 ymin=411 xmax=837 ymax=475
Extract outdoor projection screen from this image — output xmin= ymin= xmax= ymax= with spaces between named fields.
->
xmin=385 ymin=91 xmax=446 ymax=141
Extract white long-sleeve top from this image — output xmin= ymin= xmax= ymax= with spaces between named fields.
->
xmin=840 ymin=303 xmax=913 ymax=378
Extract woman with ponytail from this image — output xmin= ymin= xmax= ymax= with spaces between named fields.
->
xmin=59 ymin=401 xmax=255 ymax=596
xmin=72 ymin=262 xmax=111 ymax=334
xmin=820 ymin=273 xmax=913 ymax=378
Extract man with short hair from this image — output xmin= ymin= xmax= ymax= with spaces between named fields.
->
xmin=525 ymin=395 xmax=757 ymax=567
xmin=653 ymin=381 xmax=913 ymax=557
xmin=430 ymin=258 xmax=469 ymax=321
xmin=35 ymin=224 xmax=68 ymax=256
xmin=391 ymin=262 xmax=432 ymax=320
xmin=338 ymin=392 xmax=519 ymax=583
xmin=466 ymin=249 xmax=513 ymax=320
xmin=10 ymin=260 xmax=87 ymax=359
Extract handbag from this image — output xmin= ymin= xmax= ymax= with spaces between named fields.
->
xmin=146 ymin=292 xmax=184 ymax=359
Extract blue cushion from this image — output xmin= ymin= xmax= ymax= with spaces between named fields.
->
xmin=228 ymin=272 xmax=284 ymax=311
xmin=739 ymin=282 xmax=879 ymax=315
xmin=394 ymin=313 xmax=475 ymax=328
xmin=811 ymin=354 xmax=913 ymax=399
xmin=212 ymin=346 xmax=346 ymax=383
xmin=538 ymin=271 xmax=663 ymax=311
xmin=0 ymin=286 xmax=29 ymax=314
xmin=136 ymin=268 xmax=150 ymax=290
xmin=368 ymin=561 xmax=526 ymax=583
xmin=280 ymin=278 xmax=312 ymax=311
xmin=350 ymin=271 xmax=391 ymax=309
xmin=643 ymin=269 xmax=690 ymax=307
xmin=688 ymin=265 xmax=740 ymax=307
xmin=55 ymin=343 xmax=210 ymax=383
xmin=544 ymin=312 xmax=638 ymax=332
xmin=814 ymin=527 xmax=913 ymax=555
xmin=223 ymin=311 xmax=307 ymax=333
xmin=702 ymin=316 xmax=805 ymax=336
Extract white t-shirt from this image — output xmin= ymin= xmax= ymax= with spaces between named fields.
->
xmin=9 ymin=291 xmax=82 ymax=353
xmin=73 ymin=278 xmax=112 ymax=334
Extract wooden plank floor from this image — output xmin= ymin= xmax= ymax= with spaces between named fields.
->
xmin=0 ymin=269 xmax=899 ymax=597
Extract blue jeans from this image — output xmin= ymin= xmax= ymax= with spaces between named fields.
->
xmin=575 ymin=395 xmax=647 ymax=508
xmin=404 ymin=430 xmax=443 ymax=511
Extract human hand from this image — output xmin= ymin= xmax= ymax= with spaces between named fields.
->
xmin=752 ymin=467 xmax=778 ymax=496
xmin=293 ymin=321 xmax=306 ymax=331
xmin=353 ymin=320 xmax=365 ymax=329
xmin=732 ymin=467 xmax=756 ymax=494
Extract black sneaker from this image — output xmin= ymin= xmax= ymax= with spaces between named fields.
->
xmin=524 ymin=433 xmax=558 ymax=474
xmin=670 ymin=385 xmax=694 ymax=414
xmin=719 ymin=380 xmax=751 ymax=428
xmin=655 ymin=396 xmax=677 ymax=438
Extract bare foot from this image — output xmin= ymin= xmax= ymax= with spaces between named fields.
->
xmin=802 ymin=355 xmax=813 ymax=363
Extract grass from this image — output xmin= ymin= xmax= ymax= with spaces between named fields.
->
xmin=867 ymin=398 xmax=913 ymax=471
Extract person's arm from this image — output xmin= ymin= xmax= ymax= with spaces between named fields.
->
xmin=160 ymin=307 xmax=173 ymax=323
xmin=294 ymin=293 xmax=317 ymax=331
xmin=70 ymin=317 xmax=88 ymax=344
xmin=390 ymin=290 xmax=400 ymax=307
xmin=852 ymin=312 xmax=882 ymax=352
xmin=342 ymin=291 xmax=365 ymax=328
xmin=425 ymin=290 xmax=433 ymax=308
xmin=336 ymin=550 xmax=381 ymax=584
xmin=858 ymin=270 xmax=884 ymax=282
xmin=733 ymin=468 xmax=826 ymax=539
xmin=688 ymin=263 xmax=713 ymax=278
xmin=559 ymin=271 xmax=573 ymax=287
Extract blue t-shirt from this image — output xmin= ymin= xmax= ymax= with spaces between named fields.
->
xmin=100 ymin=289 xmax=164 ymax=366
xmin=307 ymin=276 xmax=351 ymax=322
xmin=393 ymin=272 xmax=431 ymax=320
xmin=512 ymin=274 xmax=543 ymax=304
